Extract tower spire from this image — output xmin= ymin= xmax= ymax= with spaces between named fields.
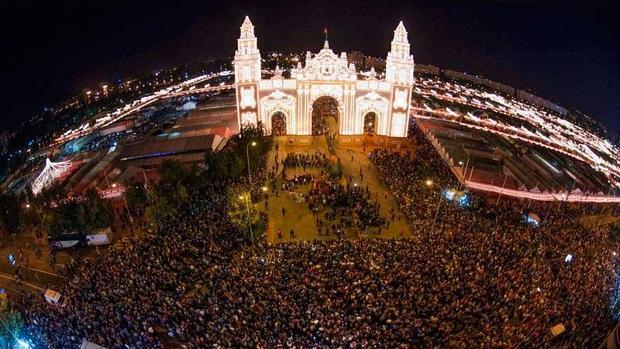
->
xmin=323 ymin=28 xmax=329 ymax=49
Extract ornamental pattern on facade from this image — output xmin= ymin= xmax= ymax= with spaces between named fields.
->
xmin=234 ymin=16 xmax=415 ymax=137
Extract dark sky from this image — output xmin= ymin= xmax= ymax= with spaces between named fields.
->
xmin=1 ymin=0 xmax=618 ymax=135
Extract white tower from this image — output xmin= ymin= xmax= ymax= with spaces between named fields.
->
xmin=386 ymin=21 xmax=414 ymax=137
xmin=234 ymin=16 xmax=261 ymax=128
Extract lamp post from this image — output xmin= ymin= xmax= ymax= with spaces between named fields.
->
xmin=246 ymin=141 xmax=257 ymax=182
xmin=245 ymin=141 xmax=257 ymax=246
xmin=112 ymin=183 xmax=134 ymax=228
xmin=25 ymin=200 xmax=46 ymax=239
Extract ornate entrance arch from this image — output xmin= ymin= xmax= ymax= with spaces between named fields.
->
xmin=311 ymin=96 xmax=339 ymax=136
xmin=234 ymin=17 xmax=414 ymax=138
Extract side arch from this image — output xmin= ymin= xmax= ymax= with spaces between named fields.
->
xmin=355 ymin=92 xmax=389 ymax=135
xmin=269 ymin=110 xmax=288 ymax=135
xmin=259 ymin=90 xmax=296 ymax=134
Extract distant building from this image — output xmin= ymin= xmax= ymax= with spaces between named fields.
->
xmin=348 ymin=51 xmax=386 ymax=72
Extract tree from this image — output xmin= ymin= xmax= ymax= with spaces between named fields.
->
xmin=124 ymin=179 xmax=148 ymax=216
xmin=0 ymin=300 xmax=23 ymax=346
xmin=227 ymin=189 xmax=260 ymax=232
xmin=82 ymin=189 xmax=112 ymax=231
xmin=0 ymin=194 xmax=20 ymax=238
xmin=204 ymin=123 xmax=271 ymax=181
xmin=144 ymin=160 xmax=196 ymax=228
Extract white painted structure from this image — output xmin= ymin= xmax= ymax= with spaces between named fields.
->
xmin=31 ymin=158 xmax=72 ymax=195
xmin=234 ymin=16 xmax=414 ymax=137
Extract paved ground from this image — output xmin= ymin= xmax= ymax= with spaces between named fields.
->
xmin=264 ymin=134 xmax=412 ymax=244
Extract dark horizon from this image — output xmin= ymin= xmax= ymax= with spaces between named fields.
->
xmin=1 ymin=0 xmax=618 ymax=136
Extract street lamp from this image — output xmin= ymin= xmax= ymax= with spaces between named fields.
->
xmin=113 ymin=183 xmax=134 ymax=229
xmin=242 ymin=192 xmax=255 ymax=247
xmin=25 ymin=201 xmax=45 ymax=238
xmin=246 ymin=141 xmax=257 ymax=182
xmin=244 ymin=140 xmax=257 ymax=247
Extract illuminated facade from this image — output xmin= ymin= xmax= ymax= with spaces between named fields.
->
xmin=234 ymin=17 xmax=414 ymax=137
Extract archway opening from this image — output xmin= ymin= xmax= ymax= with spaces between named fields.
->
xmin=271 ymin=111 xmax=287 ymax=136
xmin=364 ymin=112 xmax=377 ymax=135
xmin=311 ymin=96 xmax=339 ymax=136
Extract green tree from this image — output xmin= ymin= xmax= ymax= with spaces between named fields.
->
xmin=204 ymin=123 xmax=271 ymax=181
xmin=144 ymin=160 xmax=195 ymax=228
xmin=124 ymin=179 xmax=148 ymax=216
xmin=0 ymin=300 xmax=23 ymax=345
xmin=0 ymin=194 xmax=20 ymax=238
xmin=82 ymin=189 xmax=112 ymax=231
xmin=227 ymin=189 xmax=260 ymax=232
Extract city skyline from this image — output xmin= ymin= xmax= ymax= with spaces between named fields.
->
xmin=0 ymin=0 xmax=618 ymax=135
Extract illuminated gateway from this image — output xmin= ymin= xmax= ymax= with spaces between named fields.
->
xmin=233 ymin=16 xmax=414 ymax=137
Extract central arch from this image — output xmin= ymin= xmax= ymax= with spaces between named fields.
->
xmin=364 ymin=112 xmax=378 ymax=135
xmin=270 ymin=111 xmax=287 ymax=136
xmin=311 ymin=96 xmax=339 ymax=136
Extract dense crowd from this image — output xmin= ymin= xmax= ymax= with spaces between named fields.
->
xmin=307 ymin=176 xmax=386 ymax=232
xmin=283 ymin=152 xmax=330 ymax=169
xmin=24 ymin=181 xmax=246 ymax=348
xmin=22 ymin=123 xmax=620 ymax=348
xmin=367 ymin=123 xmax=620 ymax=347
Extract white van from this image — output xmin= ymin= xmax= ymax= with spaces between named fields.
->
xmin=44 ymin=289 xmax=66 ymax=307
xmin=86 ymin=227 xmax=113 ymax=246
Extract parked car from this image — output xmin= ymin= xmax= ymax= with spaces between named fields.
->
xmin=49 ymin=232 xmax=87 ymax=250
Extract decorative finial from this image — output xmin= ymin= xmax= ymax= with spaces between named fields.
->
xmin=273 ymin=65 xmax=282 ymax=78
xmin=242 ymin=16 xmax=253 ymax=27
xmin=323 ymin=28 xmax=329 ymax=49
xmin=368 ymin=67 xmax=377 ymax=80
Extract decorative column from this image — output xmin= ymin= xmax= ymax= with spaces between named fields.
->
xmin=385 ymin=21 xmax=415 ymax=138
xmin=234 ymin=16 xmax=261 ymax=130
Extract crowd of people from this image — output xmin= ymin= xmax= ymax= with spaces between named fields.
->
xmin=21 ymin=122 xmax=620 ymax=348
xmin=306 ymin=176 xmax=386 ymax=232
xmin=283 ymin=152 xmax=330 ymax=170
xmin=366 ymin=122 xmax=620 ymax=347
xmin=24 ymin=181 xmax=246 ymax=348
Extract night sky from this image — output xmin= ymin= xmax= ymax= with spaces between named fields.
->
xmin=1 ymin=0 xmax=618 ymax=135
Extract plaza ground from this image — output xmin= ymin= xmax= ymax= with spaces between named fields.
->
xmin=263 ymin=133 xmax=413 ymax=244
